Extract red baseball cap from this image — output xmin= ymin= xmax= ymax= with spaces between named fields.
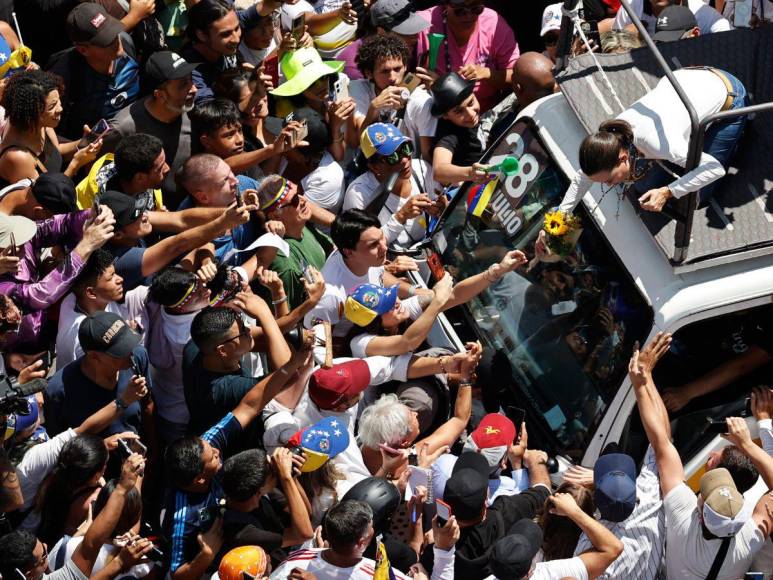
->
xmin=470 ymin=413 xmax=516 ymax=448
xmin=309 ymin=360 xmax=371 ymax=410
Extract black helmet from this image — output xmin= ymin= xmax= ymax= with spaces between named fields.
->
xmin=342 ymin=477 xmax=400 ymax=532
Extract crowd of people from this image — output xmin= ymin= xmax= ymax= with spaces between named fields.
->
xmin=0 ymin=0 xmax=771 ymax=579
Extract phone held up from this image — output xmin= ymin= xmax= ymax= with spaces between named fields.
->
xmin=435 ymin=498 xmax=452 ymax=526
xmin=77 ymin=118 xmax=110 ymax=150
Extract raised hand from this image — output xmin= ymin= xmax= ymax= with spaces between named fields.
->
xmin=431 ymin=273 xmax=454 ymax=306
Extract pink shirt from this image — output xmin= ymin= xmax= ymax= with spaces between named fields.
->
xmin=416 ymin=6 xmax=519 ymax=112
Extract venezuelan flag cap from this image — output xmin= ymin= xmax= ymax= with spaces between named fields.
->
xmin=344 ymin=284 xmax=399 ymax=327
xmin=360 ymin=123 xmax=410 ymax=159
xmin=288 ymin=416 xmax=350 ymax=472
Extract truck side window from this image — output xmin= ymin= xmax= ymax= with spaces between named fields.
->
xmin=433 ymin=119 xmax=653 ymax=461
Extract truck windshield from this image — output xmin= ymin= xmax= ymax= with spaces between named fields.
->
xmin=432 ymin=119 xmax=652 ymax=460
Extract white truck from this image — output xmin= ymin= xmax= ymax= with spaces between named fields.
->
xmin=420 ymin=1 xmax=773 ymax=488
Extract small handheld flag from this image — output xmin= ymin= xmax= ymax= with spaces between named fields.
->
xmin=466 ymin=176 xmax=499 ymax=217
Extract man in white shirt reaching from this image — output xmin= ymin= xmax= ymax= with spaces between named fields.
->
xmin=629 ymin=332 xmax=773 ymax=579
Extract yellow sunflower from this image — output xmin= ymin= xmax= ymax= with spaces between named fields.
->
xmin=544 ymin=211 xmax=569 ymax=236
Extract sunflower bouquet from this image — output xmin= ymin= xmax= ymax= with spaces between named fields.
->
xmin=541 ymin=210 xmax=582 ymax=260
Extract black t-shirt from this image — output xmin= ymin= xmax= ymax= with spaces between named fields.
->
xmin=434 ymin=120 xmax=485 ymax=168
xmin=219 ymin=495 xmax=290 ymax=567
xmin=420 ymin=486 xmax=550 ymax=580
xmin=182 ymin=341 xmax=266 ymax=436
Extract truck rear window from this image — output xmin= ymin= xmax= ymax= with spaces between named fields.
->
xmin=433 ymin=119 xmax=653 ymax=460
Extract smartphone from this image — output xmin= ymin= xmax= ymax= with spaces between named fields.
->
xmin=77 ymin=118 xmax=110 ymax=150
xmin=92 ymin=197 xmax=101 ymax=219
xmin=198 ymin=500 xmax=226 ymax=532
xmin=327 ymin=74 xmax=338 ymax=103
xmin=742 ymin=396 xmax=752 ymax=417
xmin=705 ymin=417 xmax=728 ymax=434
xmin=284 ymin=112 xmax=297 ymax=148
xmin=38 ymin=351 xmax=52 ymax=372
xmin=349 ymin=0 xmax=366 ymax=22
xmin=734 ymin=0 xmax=753 ymax=28
xmin=427 ymin=251 xmax=445 ymax=282
xmin=401 ymin=72 xmax=422 ymax=94
xmin=291 ymin=14 xmax=305 ymax=43
xmin=419 ymin=50 xmax=429 ymax=70
xmin=234 ymin=186 xmax=243 ymax=207
xmin=551 ymin=300 xmax=578 ymax=316
xmin=334 ymin=77 xmax=348 ymax=100
xmin=435 ymin=498 xmax=452 ymax=526
xmin=579 ymin=20 xmax=601 ymax=48
xmin=130 ymin=355 xmax=142 ymax=378
xmin=118 ymin=437 xmax=147 ymax=458
xmin=299 ymin=257 xmax=315 ymax=284
xmin=295 ymin=120 xmax=309 ymax=145
xmin=263 ymin=53 xmax=279 ymax=88
xmin=505 ymin=406 xmax=526 ymax=441
xmin=378 ymin=443 xmax=404 ymax=457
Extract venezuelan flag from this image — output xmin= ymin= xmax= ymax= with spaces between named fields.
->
xmin=373 ymin=537 xmax=396 ymax=580
xmin=466 ymin=176 xmax=499 ymax=217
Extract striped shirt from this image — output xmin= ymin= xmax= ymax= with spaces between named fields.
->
xmin=574 ymin=446 xmax=665 ymax=580
xmin=164 ymin=413 xmax=242 ymax=573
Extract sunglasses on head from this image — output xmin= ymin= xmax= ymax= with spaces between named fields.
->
xmin=378 ymin=142 xmax=414 ymax=165
xmin=276 ymin=191 xmax=301 ymax=211
xmin=452 ymin=3 xmax=484 ymax=17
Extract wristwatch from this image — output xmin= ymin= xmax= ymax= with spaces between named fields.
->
xmin=114 ymin=398 xmax=128 ymax=411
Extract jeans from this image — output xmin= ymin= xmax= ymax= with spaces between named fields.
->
xmin=634 ymin=70 xmax=749 ymax=205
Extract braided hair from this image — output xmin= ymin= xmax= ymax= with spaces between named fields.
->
xmin=1 ymin=69 xmax=65 ymax=132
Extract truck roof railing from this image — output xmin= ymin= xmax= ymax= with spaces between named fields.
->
xmin=554 ymin=0 xmax=773 ymax=264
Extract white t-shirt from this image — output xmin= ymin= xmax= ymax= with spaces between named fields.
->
xmin=343 ymin=159 xmax=433 ymax=247
xmin=663 ymin=482 xmax=766 ymax=579
xmin=574 ymin=446 xmax=665 ymax=580
xmin=614 ymin=0 xmax=731 ymax=33
xmin=402 ymin=88 xmax=438 ymax=151
xmin=49 ymin=536 xmax=151 ymax=579
xmin=304 ymin=250 xmax=385 ymax=337
xmin=17 ymin=429 xmax=78 ymax=511
xmin=270 ymin=549 xmax=408 ymax=579
xmin=55 ymin=287 xmax=149 ymax=368
xmin=301 ymin=151 xmax=345 ymax=212
xmin=559 ymin=69 xmax=730 ymax=213
xmin=747 ymin=418 xmax=773 ymax=575
xmin=348 ymin=296 xmax=424 ymax=358
xmin=149 ymin=309 xmax=198 ymax=424
xmin=281 ymin=0 xmax=355 ymax=58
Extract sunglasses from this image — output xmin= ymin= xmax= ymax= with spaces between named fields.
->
xmin=378 ymin=142 xmax=414 ymax=166
xmin=129 ymin=191 xmax=152 ymax=222
xmin=452 ymin=3 xmax=484 ymax=17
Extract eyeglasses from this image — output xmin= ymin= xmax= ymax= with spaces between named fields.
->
xmin=215 ymin=318 xmax=250 ymax=347
xmin=452 ymin=3 xmax=484 ymax=17
xmin=0 ymin=318 xmax=21 ymax=334
xmin=378 ymin=142 xmax=414 ymax=166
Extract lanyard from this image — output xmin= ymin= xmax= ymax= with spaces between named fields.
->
xmin=442 ymin=14 xmax=452 ymax=73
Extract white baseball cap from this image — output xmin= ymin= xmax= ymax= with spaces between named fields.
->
xmin=541 ymin=3 xmax=564 ymax=37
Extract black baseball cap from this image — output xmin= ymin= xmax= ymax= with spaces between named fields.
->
xmin=444 ymin=452 xmax=490 ymax=520
xmin=66 ymin=3 xmax=124 ymax=47
xmin=78 ymin=311 xmax=141 ymax=358
xmin=653 ymin=5 xmax=698 ymax=43
xmin=99 ymin=190 xmax=152 ymax=228
xmin=32 ymin=173 xmax=78 ymax=215
xmin=489 ymin=519 xmax=544 ymax=579
xmin=145 ymin=51 xmax=200 ymax=90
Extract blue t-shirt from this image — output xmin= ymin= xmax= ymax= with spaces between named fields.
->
xmin=165 ymin=413 xmax=243 ymax=573
xmin=108 ymin=245 xmax=148 ymax=292
xmin=48 ymin=34 xmax=140 ymax=140
xmin=44 ymin=346 xmax=149 ymax=436
xmin=177 ymin=175 xmax=263 ymax=266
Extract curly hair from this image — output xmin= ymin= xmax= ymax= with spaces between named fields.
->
xmin=1 ymin=70 xmax=65 ymax=132
xmin=356 ymin=34 xmax=410 ymax=77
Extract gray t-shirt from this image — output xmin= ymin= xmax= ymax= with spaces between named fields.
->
xmin=110 ymin=98 xmax=192 ymax=205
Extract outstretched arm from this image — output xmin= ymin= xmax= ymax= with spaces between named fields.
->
xmin=629 ymin=332 xmax=684 ymax=496
xmin=550 ymin=493 xmax=623 ymax=579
